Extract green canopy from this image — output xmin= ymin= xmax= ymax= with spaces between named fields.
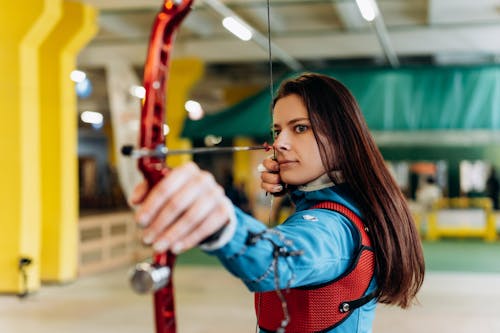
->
xmin=181 ymin=84 xmax=274 ymax=141
xmin=181 ymin=72 xmax=297 ymax=141
xmin=181 ymin=65 xmax=500 ymax=140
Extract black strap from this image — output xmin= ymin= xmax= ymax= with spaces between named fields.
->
xmin=339 ymin=289 xmax=379 ymax=313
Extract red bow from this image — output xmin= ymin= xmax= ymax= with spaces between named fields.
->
xmin=136 ymin=1 xmax=194 ymax=332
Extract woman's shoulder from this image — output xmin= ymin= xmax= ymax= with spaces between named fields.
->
xmin=282 ymin=205 xmax=361 ymax=252
xmin=292 ymin=183 xmax=362 ymax=217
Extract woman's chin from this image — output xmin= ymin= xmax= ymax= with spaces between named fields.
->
xmin=280 ymin=174 xmax=300 ymax=186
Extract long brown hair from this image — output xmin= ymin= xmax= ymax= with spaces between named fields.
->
xmin=273 ymin=73 xmax=425 ymax=308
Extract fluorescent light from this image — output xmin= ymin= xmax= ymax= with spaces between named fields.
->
xmin=81 ymin=111 xmax=103 ymax=125
xmin=222 ymin=17 xmax=252 ymax=41
xmin=163 ymin=124 xmax=170 ymax=136
xmin=70 ymin=70 xmax=86 ymax=83
xmin=355 ymin=0 xmax=377 ymax=22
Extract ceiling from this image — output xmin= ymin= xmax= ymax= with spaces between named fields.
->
xmin=76 ymin=0 xmax=500 ymax=125
xmin=79 ymin=0 xmax=500 ymax=67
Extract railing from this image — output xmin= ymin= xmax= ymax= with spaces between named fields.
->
xmin=426 ymin=197 xmax=497 ymax=242
xmin=79 ymin=211 xmax=149 ymax=276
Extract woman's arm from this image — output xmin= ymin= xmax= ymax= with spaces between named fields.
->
xmin=207 ymin=208 xmax=357 ymax=292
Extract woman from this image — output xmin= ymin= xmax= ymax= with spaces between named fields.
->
xmin=131 ymin=73 xmax=425 ymax=332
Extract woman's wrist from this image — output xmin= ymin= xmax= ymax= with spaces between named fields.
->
xmin=199 ymin=209 xmax=237 ymax=251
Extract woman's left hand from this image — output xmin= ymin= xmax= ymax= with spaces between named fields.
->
xmin=129 ymin=162 xmax=234 ymax=254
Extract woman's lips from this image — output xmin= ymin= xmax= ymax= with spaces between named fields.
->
xmin=278 ymin=160 xmax=298 ymax=169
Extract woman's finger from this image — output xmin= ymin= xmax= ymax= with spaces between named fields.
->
xmin=262 ymin=158 xmax=279 ymax=172
xmin=165 ymin=181 xmax=224 ymax=241
xmin=261 ymin=182 xmax=284 ymax=194
xmin=170 ymin=198 xmax=233 ymax=254
xmin=153 ymin=184 xmax=229 ymax=253
xmin=261 ymin=171 xmax=281 ymax=185
xmin=142 ymin=169 xmax=218 ymax=246
xmin=260 ymin=165 xmax=283 ymax=193
xmin=129 ymin=181 xmax=149 ymax=205
xmin=135 ymin=162 xmax=199 ymax=227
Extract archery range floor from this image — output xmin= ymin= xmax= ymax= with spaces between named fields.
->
xmin=0 ymin=265 xmax=499 ymax=333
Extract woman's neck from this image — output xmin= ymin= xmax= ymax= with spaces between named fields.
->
xmin=298 ymin=173 xmax=337 ymax=192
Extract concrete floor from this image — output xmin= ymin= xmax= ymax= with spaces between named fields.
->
xmin=1 ymin=266 xmax=499 ymax=333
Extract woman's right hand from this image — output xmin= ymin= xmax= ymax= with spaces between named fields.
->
xmin=259 ymin=157 xmax=285 ymax=195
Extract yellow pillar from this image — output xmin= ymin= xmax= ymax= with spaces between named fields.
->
xmin=39 ymin=1 xmax=97 ymax=282
xmin=166 ymin=58 xmax=204 ymax=167
xmin=0 ymin=0 xmax=61 ymax=293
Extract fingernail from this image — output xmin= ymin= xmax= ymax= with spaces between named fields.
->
xmin=137 ymin=213 xmax=149 ymax=227
xmin=171 ymin=242 xmax=184 ymax=254
xmin=153 ymin=240 xmax=169 ymax=253
xmin=143 ymin=233 xmax=155 ymax=245
xmin=272 ymin=185 xmax=283 ymax=192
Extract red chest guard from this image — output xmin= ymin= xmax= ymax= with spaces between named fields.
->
xmin=255 ymin=202 xmax=376 ymax=333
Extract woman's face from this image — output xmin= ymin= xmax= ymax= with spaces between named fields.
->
xmin=273 ymin=94 xmax=326 ymax=185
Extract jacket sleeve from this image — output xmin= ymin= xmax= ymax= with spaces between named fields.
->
xmin=204 ymin=207 xmax=360 ymax=292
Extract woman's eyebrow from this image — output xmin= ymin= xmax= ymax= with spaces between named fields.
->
xmin=273 ymin=117 xmax=310 ymax=128
xmin=287 ymin=117 xmax=310 ymax=125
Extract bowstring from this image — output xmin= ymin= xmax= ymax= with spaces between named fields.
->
xmin=255 ymin=1 xmax=292 ymax=333
xmin=266 ymin=0 xmax=276 ymax=228
xmin=267 ymin=0 xmax=274 ymax=103
xmin=255 ymin=1 xmax=273 ymax=332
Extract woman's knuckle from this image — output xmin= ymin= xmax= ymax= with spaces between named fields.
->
xmin=169 ymin=197 xmax=183 ymax=213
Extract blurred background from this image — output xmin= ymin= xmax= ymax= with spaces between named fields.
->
xmin=1 ymin=0 xmax=500 ymax=332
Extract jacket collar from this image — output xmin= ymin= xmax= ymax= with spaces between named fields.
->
xmin=298 ymin=171 xmax=342 ymax=192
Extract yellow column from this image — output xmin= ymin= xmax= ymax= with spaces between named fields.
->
xmin=0 ymin=0 xmax=61 ymax=293
xmin=39 ymin=1 xmax=97 ymax=282
xmin=166 ymin=58 xmax=204 ymax=167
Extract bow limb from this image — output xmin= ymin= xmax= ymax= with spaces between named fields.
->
xmin=139 ymin=0 xmax=194 ymax=186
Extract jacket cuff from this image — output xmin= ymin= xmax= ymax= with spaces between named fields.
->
xmin=198 ymin=208 xmax=237 ymax=251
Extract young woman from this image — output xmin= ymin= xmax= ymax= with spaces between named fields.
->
xmin=131 ymin=73 xmax=425 ymax=332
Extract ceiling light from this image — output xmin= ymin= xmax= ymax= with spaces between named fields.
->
xmin=222 ymin=17 xmax=252 ymax=41
xmin=81 ymin=111 xmax=103 ymax=125
xmin=204 ymin=135 xmax=222 ymax=147
xmin=70 ymin=70 xmax=86 ymax=83
xmin=355 ymin=0 xmax=377 ymax=22
xmin=185 ymin=100 xmax=204 ymax=120
xmin=129 ymin=85 xmax=146 ymax=99
xmin=75 ymin=78 xmax=92 ymax=98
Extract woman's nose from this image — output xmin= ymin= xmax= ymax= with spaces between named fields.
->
xmin=273 ymin=132 xmax=291 ymax=151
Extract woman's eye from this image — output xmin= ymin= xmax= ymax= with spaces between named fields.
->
xmin=294 ymin=124 xmax=309 ymax=133
xmin=273 ymin=129 xmax=281 ymax=137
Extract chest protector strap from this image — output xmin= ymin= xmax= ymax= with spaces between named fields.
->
xmin=255 ymin=201 xmax=376 ymax=333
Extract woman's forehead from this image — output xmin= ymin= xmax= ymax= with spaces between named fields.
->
xmin=273 ymin=95 xmax=308 ymax=121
